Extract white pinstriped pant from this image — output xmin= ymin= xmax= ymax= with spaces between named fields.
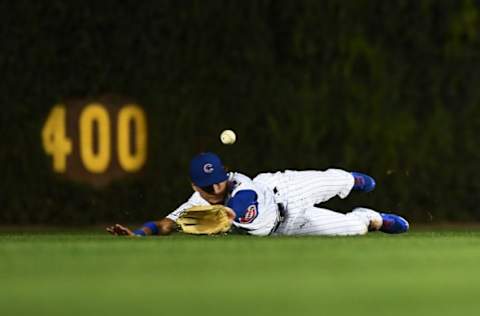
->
xmin=254 ymin=169 xmax=381 ymax=236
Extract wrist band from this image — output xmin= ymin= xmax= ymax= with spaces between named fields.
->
xmin=133 ymin=229 xmax=146 ymax=236
xmin=143 ymin=221 xmax=159 ymax=235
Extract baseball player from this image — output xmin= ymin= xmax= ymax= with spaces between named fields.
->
xmin=107 ymin=152 xmax=409 ymax=237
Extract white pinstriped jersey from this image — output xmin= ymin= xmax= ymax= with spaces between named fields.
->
xmin=167 ymin=169 xmax=382 ymax=236
xmin=166 ymin=172 xmax=278 ymax=236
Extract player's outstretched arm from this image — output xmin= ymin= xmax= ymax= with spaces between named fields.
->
xmin=106 ymin=218 xmax=177 ymax=236
xmin=106 ymin=224 xmax=134 ymax=236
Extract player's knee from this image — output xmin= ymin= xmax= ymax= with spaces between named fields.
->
xmin=356 ymin=225 xmax=368 ymax=235
xmin=326 ymin=222 xmax=367 ymax=236
xmin=343 ymin=222 xmax=368 ymax=236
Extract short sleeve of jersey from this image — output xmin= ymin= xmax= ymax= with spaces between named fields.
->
xmin=166 ymin=192 xmax=208 ymax=221
xmin=227 ymin=190 xmax=259 ymax=224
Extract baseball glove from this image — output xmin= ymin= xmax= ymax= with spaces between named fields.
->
xmin=176 ymin=205 xmax=235 ymax=235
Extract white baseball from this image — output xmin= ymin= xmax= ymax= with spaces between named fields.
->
xmin=220 ymin=130 xmax=236 ymax=145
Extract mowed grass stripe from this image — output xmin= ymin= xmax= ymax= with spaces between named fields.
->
xmin=0 ymin=232 xmax=479 ymax=316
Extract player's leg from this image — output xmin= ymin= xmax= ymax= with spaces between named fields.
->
xmin=283 ymin=169 xmax=355 ymax=205
xmin=256 ymin=169 xmax=360 ymax=233
xmin=255 ymin=169 xmax=372 ymax=206
xmin=283 ymin=207 xmax=369 ymax=236
xmin=283 ymin=206 xmax=409 ymax=236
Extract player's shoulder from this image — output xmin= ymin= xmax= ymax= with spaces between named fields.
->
xmin=228 ymin=172 xmax=256 ymax=192
xmin=229 ymin=171 xmax=253 ymax=182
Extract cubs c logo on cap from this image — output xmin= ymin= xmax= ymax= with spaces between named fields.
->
xmin=203 ymin=163 xmax=214 ymax=173
xmin=189 ymin=152 xmax=228 ymax=187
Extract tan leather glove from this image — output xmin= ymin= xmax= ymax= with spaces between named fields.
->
xmin=176 ymin=205 xmax=235 ymax=235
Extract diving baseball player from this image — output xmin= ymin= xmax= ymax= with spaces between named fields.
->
xmin=107 ymin=152 xmax=409 ymax=236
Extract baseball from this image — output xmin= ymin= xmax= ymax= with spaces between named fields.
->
xmin=220 ymin=129 xmax=236 ymax=145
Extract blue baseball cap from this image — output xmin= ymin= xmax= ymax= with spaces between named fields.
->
xmin=189 ymin=152 xmax=228 ymax=187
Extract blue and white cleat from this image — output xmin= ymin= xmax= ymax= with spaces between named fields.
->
xmin=351 ymin=172 xmax=376 ymax=192
xmin=379 ymin=213 xmax=409 ymax=234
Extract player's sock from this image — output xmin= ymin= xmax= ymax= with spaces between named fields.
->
xmin=351 ymin=172 xmax=376 ymax=192
xmin=379 ymin=213 xmax=409 ymax=234
xmin=350 ymin=207 xmax=383 ymax=231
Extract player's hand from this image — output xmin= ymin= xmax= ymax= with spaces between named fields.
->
xmin=106 ymin=224 xmax=134 ymax=236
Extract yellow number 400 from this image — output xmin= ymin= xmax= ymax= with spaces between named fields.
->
xmin=42 ymin=106 xmax=73 ymax=172
xmin=42 ymin=104 xmax=147 ymax=174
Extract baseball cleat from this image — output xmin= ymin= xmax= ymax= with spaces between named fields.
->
xmin=351 ymin=172 xmax=376 ymax=192
xmin=379 ymin=213 xmax=409 ymax=234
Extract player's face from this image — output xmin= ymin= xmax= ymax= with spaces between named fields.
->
xmin=192 ymin=180 xmax=228 ymax=204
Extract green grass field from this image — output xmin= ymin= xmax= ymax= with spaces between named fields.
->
xmin=1 ymin=230 xmax=479 ymax=316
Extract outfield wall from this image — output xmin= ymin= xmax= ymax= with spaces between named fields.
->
xmin=1 ymin=1 xmax=480 ymax=224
